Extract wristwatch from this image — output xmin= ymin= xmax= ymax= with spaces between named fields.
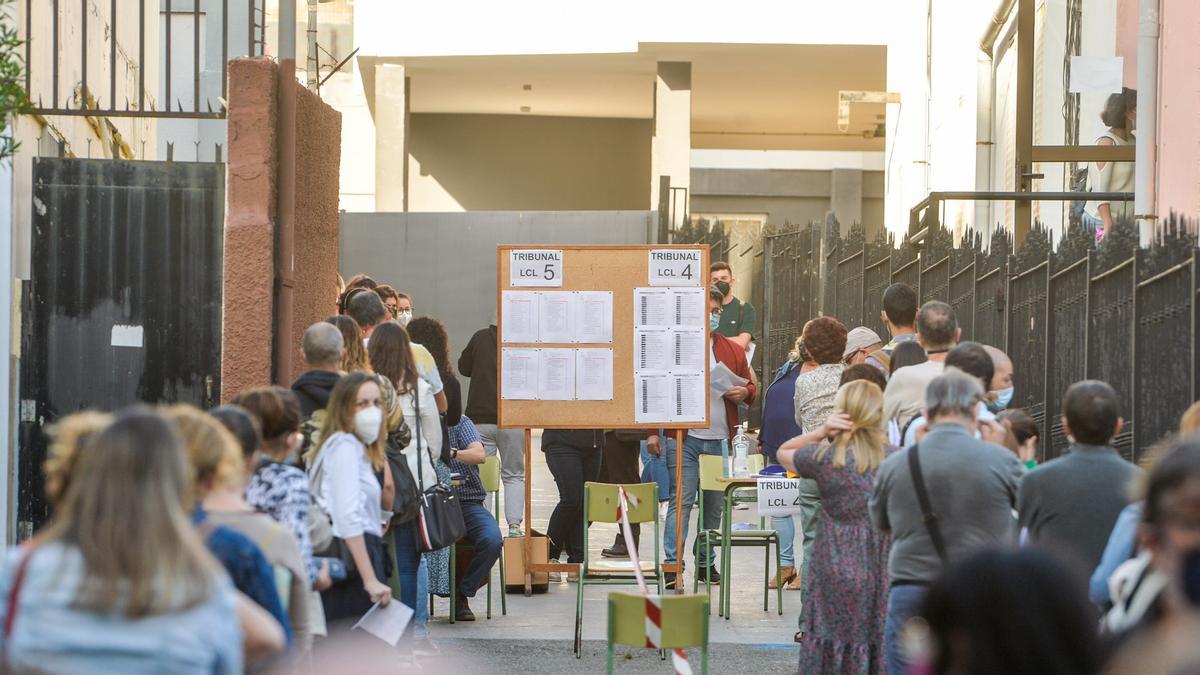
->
xmin=451 ymin=448 xmax=459 ymax=460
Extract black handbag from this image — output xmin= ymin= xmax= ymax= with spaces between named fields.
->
xmin=412 ymin=387 xmax=465 ymax=551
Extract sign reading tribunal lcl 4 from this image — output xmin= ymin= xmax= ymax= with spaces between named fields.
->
xmin=648 ymin=249 xmax=703 ymax=287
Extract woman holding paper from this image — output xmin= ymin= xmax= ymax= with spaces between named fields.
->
xmin=777 ymin=380 xmax=895 ymax=675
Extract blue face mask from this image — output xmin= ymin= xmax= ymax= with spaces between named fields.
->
xmin=988 ymin=386 xmax=1015 ymax=412
xmin=709 ymin=313 xmax=721 ymax=331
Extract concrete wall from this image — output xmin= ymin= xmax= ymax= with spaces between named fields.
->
xmin=690 ymin=168 xmax=885 ymax=235
xmin=339 ymin=210 xmax=654 ymax=360
xmin=407 ymin=114 xmax=651 ymax=211
xmin=223 ymin=58 xmax=342 ymax=400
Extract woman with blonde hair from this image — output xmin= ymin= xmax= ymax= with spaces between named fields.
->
xmin=325 ymin=315 xmax=372 ymax=374
xmin=42 ymin=411 xmax=111 ymax=510
xmin=0 ymin=407 xmax=243 ymax=673
xmin=778 ymin=380 xmax=896 ymax=674
xmin=166 ymin=405 xmax=293 ymax=648
xmin=308 ymin=371 xmax=395 ymax=625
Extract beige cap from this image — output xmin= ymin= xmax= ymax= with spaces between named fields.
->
xmin=843 ymin=326 xmax=884 ymax=359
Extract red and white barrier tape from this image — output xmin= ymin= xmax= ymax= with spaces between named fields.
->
xmin=616 ymin=486 xmax=692 ymax=675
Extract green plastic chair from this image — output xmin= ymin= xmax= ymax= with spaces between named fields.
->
xmin=575 ymin=482 xmax=662 ymax=657
xmin=695 ymin=453 xmax=782 ymax=619
xmin=607 ymin=591 xmax=709 ymax=674
xmin=432 ymin=456 xmax=507 ymax=622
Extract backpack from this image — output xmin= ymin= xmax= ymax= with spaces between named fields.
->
xmin=385 ymin=428 xmax=422 ymax=523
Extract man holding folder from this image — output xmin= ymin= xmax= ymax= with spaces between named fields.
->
xmin=662 ymin=284 xmax=757 ymax=589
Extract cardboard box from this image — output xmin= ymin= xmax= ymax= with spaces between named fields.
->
xmin=503 ymin=529 xmax=550 ymax=594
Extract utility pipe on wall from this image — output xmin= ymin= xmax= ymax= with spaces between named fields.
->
xmin=274 ymin=0 xmax=297 ymax=384
xmin=1134 ymin=0 xmax=1159 ymax=246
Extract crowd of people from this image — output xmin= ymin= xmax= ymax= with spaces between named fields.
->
xmin=4 ymin=260 xmax=1200 ymax=675
xmin=761 ymin=280 xmax=1200 ymax=674
xmin=0 ymin=273 xmax=518 ymax=671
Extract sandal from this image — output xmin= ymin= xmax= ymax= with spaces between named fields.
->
xmin=794 ymin=631 xmax=805 ymax=643
xmin=785 ymin=574 xmax=804 ymax=591
xmin=768 ymin=566 xmax=797 ymax=590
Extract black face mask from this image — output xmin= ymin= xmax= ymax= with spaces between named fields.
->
xmin=1183 ymin=549 xmax=1200 ymax=606
xmin=713 ymin=280 xmax=731 ymax=298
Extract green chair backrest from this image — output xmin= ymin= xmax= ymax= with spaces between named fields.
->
xmin=273 ymin=565 xmax=292 ymax=613
xmin=698 ymin=454 xmax=725 ymax=492
xmin=480 ymin=455 xmax=501 ymax=493
xmin=586 ymin=482 xmax=658 ymax=524
xmin=608 ymin=591 xmax=709 ymax=649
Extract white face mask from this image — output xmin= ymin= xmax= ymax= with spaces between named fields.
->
xmin=397 ymin=310 xmax=413 ymax=327
xmin=354 ymin=407 xmax=383 ymax=445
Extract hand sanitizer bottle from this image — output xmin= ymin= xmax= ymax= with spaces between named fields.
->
xmin=733 ymin=424 xmax=751 ymax=477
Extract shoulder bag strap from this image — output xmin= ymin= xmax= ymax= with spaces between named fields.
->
xmin=907 ymin=444 xmax=948 ymax=562
xmin=412 ymin=386 xmax=425 ymax=490
xmin=5 ymin=545 xmax=38 ymax=639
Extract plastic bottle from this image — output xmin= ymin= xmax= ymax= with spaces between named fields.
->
xmin=732 ymin=423 xmax=750 ymax=476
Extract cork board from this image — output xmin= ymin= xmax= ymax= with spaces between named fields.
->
xmin=497 ymin=245 xmax=711 ymax=429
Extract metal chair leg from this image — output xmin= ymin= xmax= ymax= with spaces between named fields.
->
xmin=763 ymin=535 xmax=769 ymax=612
xmin=774 ymin=535 xmax=783 ymax=615
xmin=574 ymin=573 xmax=585 ymax=657
xmin=449 ymin=543 xmax=457 ymax=624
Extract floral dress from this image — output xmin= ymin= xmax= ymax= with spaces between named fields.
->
xmin=793 ymin=442 xmax=896 ymax=675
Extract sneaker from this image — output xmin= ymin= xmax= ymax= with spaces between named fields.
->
xmin=412 ymin=638 xmax=441 ymax=657
xmin=664 ymin=572 xmax=678 ymax=590
xmin=698 ymin=566 xmax=721 ymax=585
xmin=454 ymin=595 xmax=476 ymax=622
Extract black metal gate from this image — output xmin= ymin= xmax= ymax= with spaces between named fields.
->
xmin=18 ymin=158 xmax=224 ymax=530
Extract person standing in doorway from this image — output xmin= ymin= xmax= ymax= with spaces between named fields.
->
xmin=663 ymin=285 xmax=757 ymax=589
xmin=709 ymin=262 xmax=755 ymax=352
xmin=459 ymin=323 xmax=525 ymax=537
xmin=880 ymin=283 xmax=918 ymax=356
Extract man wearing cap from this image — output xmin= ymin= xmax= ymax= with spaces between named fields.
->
xmin=843 ymin=327 xmax=890 ymax=376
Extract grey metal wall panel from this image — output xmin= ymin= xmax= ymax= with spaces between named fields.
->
xmin=339 ymin=211 xmax=654 ymax=367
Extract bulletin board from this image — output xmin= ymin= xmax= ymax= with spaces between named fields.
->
xmin=496 ymin=245 xmax=711 ymax=430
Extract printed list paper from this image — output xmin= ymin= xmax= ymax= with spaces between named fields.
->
xmin=501 ymin=291 xmax=539 ymax=344
xmin=538 ymin=349 xmax=576 ymax=400
xmin=575 ymin=348 xmax=614 ymax=400
xmin=501 ymin=348 xmax=539 ymax=400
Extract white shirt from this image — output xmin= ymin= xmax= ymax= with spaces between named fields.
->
xmin=691 ymin=343 xmax=730 ymax=441
xmin=400 ymin=378 xmax=442 ymax=490
xmin=902 ymin=401 xmax=997 ymax=447
xmin=314 ymin=432 xmax=383 ymax=539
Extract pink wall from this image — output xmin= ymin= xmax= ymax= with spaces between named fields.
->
xmin=223 ymin=57 xmax=343 ymax=400
xmin=1156 ymin=0 xmax=1200 ymax=220
xmin=1116 ymin=0 xmax=1138 ymax=85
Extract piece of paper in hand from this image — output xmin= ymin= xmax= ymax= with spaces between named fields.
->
xmin=353 ymin=599 xmax=414 ymax=646
xmin=709 ymin=361 xmax=748 ymax=393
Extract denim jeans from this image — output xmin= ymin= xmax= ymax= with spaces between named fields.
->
xmin=413 ymin=557 xmax=429 ymax=640
xmin=663 ymin=435 xmax=725 ymax=568
xmin=392 ymin=519 xmax=423 ymax=642
xmin=885 ymin=585 xmax=928 ymax=675
xmin=640 ymin=438 xmax=674 ymax=502
xmin=458 ymin=502 xmax=503 ymax=598
xmin=476 ymin=424 xmax=526 ymax=528
xmin=1082 ymin=211 xmax=1106 ymax=241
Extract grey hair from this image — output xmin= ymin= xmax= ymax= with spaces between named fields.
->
xmin=302 ymin=321 xmax=344 ymax=366
xmin=925 ymin=369 xmax=983 ymax=419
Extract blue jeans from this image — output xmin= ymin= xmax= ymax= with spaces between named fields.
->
xmin=413 ymin=557 xmax=429 ymax=640
xmin=459 ymin=502 xmax=503 ymax=598
xmin=392 ymin=519 xmax=423 ymax=642
xmin=640 ymin=437 xmax=675 ymax=501
xmin=771 ymin=514 xmax=796 ymax=567
xmin=663 ymin=436 xmax=725 ymax=568
xmin=885 ymin=585 xmax=927 ymax=675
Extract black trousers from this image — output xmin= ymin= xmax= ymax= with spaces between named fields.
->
xmin=544 ymin=443 xmax=602 ymax=563
xmin=599 ymin=431 xmax=642 ymax=547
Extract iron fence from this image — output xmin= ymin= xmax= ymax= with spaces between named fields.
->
xmin=762 ymin=215 xmax=1200 ymax=463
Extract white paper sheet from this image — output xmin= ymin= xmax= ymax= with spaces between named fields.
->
xmin=353 ymin=599 xmax=415 ymax=646
xmin=1069 ymin=56 xmax=1124 ymax=94
xmin=538 ymin=292 xmax=576 ymax=343
xmin=635 ymin=374 xmax=673 ymax=424
xmin=501 ymin=291 xmax=539 ymax=344
xmin=746 ymin=341 xmax=757 ymax=368
xmin=634 ymin=328 xmax=671 ymax=373
xmin=670 ymin=327 xmax=707 ymax=373
xmin=671 ymin=287 xmax=707 ymax=328
xmin=501 ymin=348 xmax=539 ymax=400
xmin=672 ymin=373 xmax=706 ymax=423
xmin=537 ymin=348 xmax=576 ymax=400
xmin=576 ymin=291 xmax=613 ymax=344
xmin=575 ymin=348 xmax=614 ymax=400
xmin=633 ymin=288 xmax=671 ymax=328
xmin=709 ymin=360 xmax=749 ymax=394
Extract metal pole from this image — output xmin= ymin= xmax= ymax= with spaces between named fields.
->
xmin=138 ymin=0 xmax=145 ymax=112
xmin=193 ymin=0 xmax=200 ymax=112
xmin=306 ymin=0 xmax=318 ymax=91
xmin=165 ymin=0 xmax=172 ymax=110
xmin=1014 ymin=0 xmax=1035 ymax=245
xmin=109 ymin=0 xmax=116 ymax=110
xmin=274 ymin=0 xmax=297 ymax=384
xmin=1134 ymin=0 xmax=1160 ymax=245
xmin=80 ymin=0 xmax=87 ymax=103
xmin=674 ymin=428 xmax=684 ymax=594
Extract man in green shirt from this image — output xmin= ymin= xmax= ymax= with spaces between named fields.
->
xmin=709 ymin=261 xmax=755 ymax=351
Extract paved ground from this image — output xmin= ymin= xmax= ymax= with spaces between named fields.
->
xmin=418 ymin=433 xmax=803 ymax=673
